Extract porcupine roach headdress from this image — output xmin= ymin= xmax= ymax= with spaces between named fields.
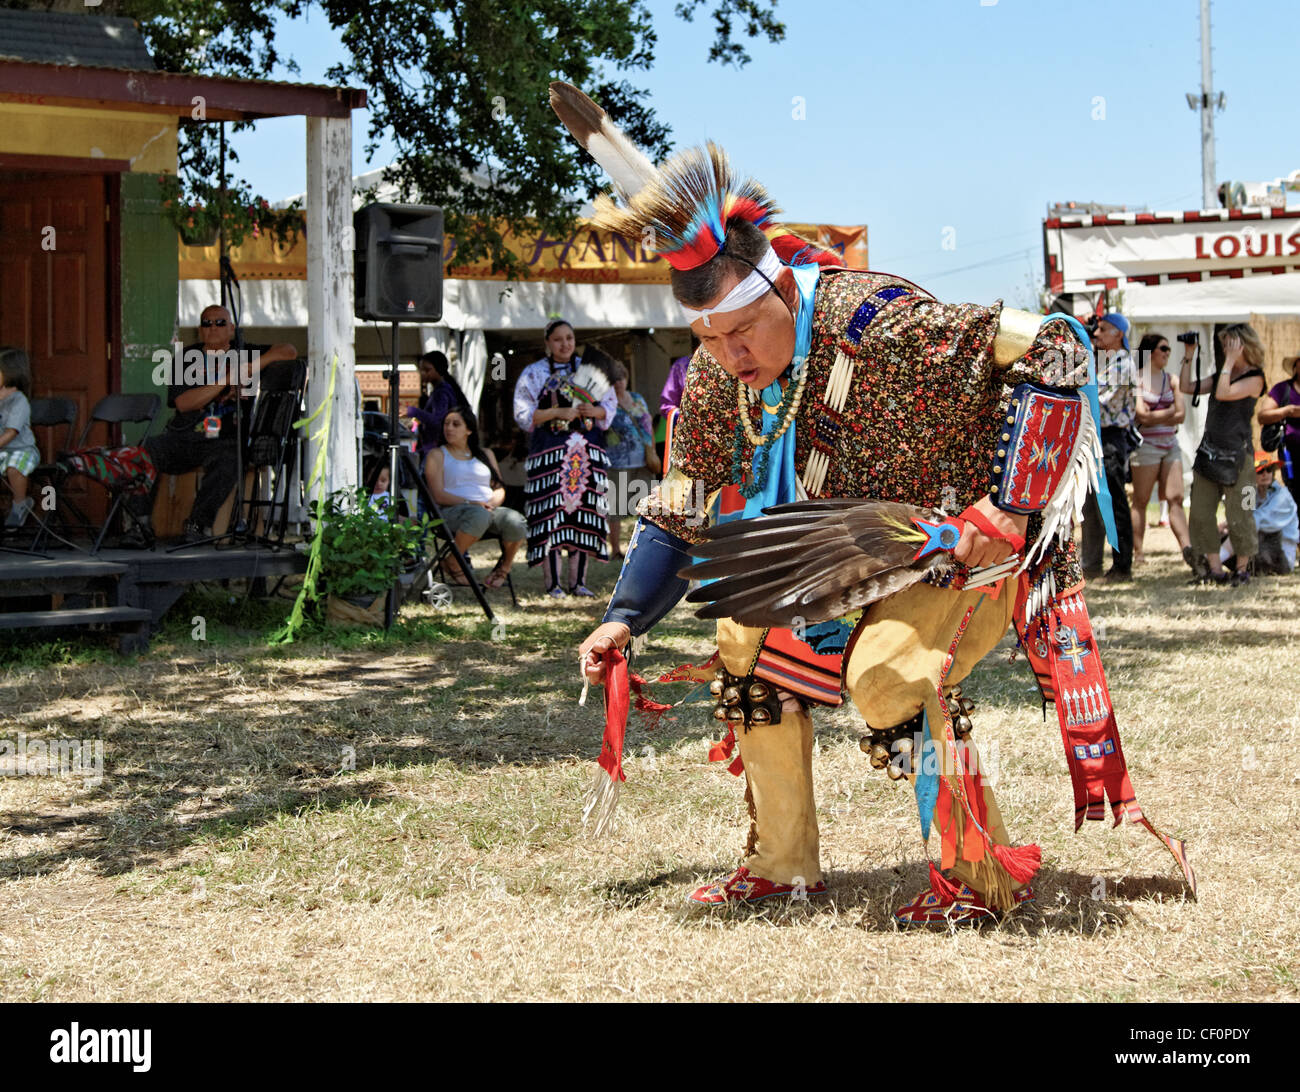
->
xmin=548 ymin=81 xmax=842 ymax=273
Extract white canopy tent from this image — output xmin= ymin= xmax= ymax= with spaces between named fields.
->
xmin=1044 ymin=204 xmax=1300 ymax=474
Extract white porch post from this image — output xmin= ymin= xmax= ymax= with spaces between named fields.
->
xmin=305 ymin=114 xmax=357 ymax=507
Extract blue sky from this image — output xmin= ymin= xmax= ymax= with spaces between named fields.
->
xmin=230 ymin=0 xmax=1296 ymax=307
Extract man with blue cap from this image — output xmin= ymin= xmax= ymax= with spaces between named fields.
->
xmin=1081 ymin=312 xmax=1137 ymax=578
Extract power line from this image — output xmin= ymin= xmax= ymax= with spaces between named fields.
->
xmin=913 ymin=247 xmax=1038 ymax=282
xmin=873 ymin=227 xmax=1042 ymax=268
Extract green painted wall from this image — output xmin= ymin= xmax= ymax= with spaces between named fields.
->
xmin=119 ymin=172 xmax=178 ymax=443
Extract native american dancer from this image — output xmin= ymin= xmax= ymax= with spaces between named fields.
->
xmin=557 ymin=83 xmax=1196 ymax=923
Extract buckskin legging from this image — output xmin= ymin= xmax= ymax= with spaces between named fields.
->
xmin=716 ymin=580 xmax=1019 ymax=895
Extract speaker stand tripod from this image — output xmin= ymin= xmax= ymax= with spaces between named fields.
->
xmin=379 ymin=322 xmax=495 ymax=628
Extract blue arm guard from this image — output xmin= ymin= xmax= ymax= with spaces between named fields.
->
xmin=601 ymin=518 xmax=691 ymax=637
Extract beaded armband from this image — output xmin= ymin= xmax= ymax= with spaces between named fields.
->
xmin=990 ymin=382 xmax=1085 ymax=516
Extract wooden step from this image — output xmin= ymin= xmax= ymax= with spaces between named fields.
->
xmin=0 ymin=557 xmax=128 ymax=584
xmin=0 ymin=606 xmax=151 ymax=630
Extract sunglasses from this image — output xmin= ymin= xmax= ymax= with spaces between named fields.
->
xmin=200 ymin=318 xmax=229 ymax=328
xmin=1156 ymin=345 xmax=1171 ymax=352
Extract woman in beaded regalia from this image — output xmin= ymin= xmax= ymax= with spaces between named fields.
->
xmin=512 ymin=320 xmax=618 ymax=597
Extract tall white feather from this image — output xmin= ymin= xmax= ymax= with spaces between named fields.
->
xmin=584 ymin=129 xmax=658 ymax=199
xmin=549 ymin=81 xmax=659 ymax=199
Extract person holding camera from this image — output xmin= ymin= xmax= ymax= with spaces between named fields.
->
xmin=1182 ymin=324 xmax=1267 ymax=586
xmin=1080 ymin=312 xmax=1137 ymax=580
xmin=1258 ymin=353 xmax=1300 ymax=510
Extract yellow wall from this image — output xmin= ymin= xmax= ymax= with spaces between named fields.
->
xmin=0 ymin=103 xmax=177 ymax=173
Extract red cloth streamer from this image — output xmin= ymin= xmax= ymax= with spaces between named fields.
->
xmin=597 ymin=647 xmax=630 ymax=784
xmin=1014 ymin=570 xmax=1197 ymax=898
xmin=955 ymin=504 xmax=1026 ymax=555
xmin=629 ymin=673 xmax=671 ymax=726
xmin=707 ymin=724 xmax=746 ymax=776
xmin=595 ymin=653 xmax=674 ymax=785
xmin=928 ymin=861 xmax=961 ymax=901
xmin=767 ymin=230 xmax=844 ymax=270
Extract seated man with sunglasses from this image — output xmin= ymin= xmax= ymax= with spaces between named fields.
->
xmin=136 ymin=304 xmax=297 ymax=544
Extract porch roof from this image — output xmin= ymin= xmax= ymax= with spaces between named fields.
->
xmin=0 ymin=59 xmax=365 ymax=121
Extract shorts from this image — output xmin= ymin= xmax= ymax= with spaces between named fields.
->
xmin=441 ymin=502 xmax=527 ymax=543
xmin=0 ymin=447 xmax=39 ymax=477
xmin=1129 ymin=438 xmax=1179 ymax=468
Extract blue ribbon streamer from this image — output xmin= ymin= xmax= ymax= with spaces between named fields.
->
xmin=915 ymin=709 xmax=939 ymax=842
xmin=741 ymin=261 xmax=821 ymax=521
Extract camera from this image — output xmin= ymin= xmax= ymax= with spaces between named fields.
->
xmin=1176 ymin=331 xmax=1199 ymax=344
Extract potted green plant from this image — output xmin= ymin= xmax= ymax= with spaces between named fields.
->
xmin=315 ymin=488 xmax=430 ymax=626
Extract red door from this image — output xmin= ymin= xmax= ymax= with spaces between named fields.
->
xmin=0 ymin=171 xmax=112 ymax=521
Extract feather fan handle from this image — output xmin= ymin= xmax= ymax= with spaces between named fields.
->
xmin=549 ymin=81 xmax=658 ymax=199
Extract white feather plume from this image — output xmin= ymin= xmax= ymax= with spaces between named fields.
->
xmin=549 ymin=81 xmax=658 ymax=199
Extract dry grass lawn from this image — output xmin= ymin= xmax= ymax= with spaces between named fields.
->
xmin=1 ymin=522 xmax=1297 ymax=1002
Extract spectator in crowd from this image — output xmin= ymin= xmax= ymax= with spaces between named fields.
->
xmin=364 ymin=458 xmax=410 ymax=521
xmin=1183 ymin=323 xmax=1267 ymax=586
xmin=659 ymin=354 xmax=691 ymax=415
xmin=512 ymin=319 xmax=615 ymax=597
xmin=1218 ymin=450 xmax=1298 ymax=575
xmin=0 ymin=347 xmax=38 ymax=529
xmin=144 ymin=304 xmax=297 ymax=543
xmin=405 ymin=350 xmax=468 ymax=468
xmin=1258 ymin=353 xmax=1300 ymax=510
xmin=425 ymin=407 xmax=526 ymax=588
xmin=656 ymin=353 xmax=692 ymax=469
xmin=595 ymin=352 xmax=661 ymax=559
xmin=1080 ymin=312 xmax=1137 ymax=580
xmin=1130 ymin=333 xmax=1193 ymax=569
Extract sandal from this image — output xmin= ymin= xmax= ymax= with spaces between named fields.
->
xmin=445 ymin=566 xmax=473 ymax=586
xmin=484 ymin=565 xmax=510 ymax=589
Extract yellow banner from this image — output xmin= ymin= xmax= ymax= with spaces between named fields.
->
xmin=179 ymin=220 xmax=867 ymax=283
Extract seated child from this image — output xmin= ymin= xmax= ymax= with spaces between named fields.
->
xmin=0 ymin=347 xmax=39 ymax=529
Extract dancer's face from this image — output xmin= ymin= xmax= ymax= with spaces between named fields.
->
xmin=688 ymin=266 xmax=798 ymax=391
xmin=546 ymin=325 xmax=575 ymax=363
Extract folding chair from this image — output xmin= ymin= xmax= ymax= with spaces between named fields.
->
xmin=426 ymin=506 xmax=520 ymax=609
xmin=57 ymin=393 xmax=161 ymax=553
xmin=243 ymin=359 xmax=307 ymax=548
xmin=4 ymin=397 xmax=83 ymax=553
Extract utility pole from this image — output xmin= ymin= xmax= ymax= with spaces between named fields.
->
xmin=1187 ymin=0 xmax=1225 ymax=209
